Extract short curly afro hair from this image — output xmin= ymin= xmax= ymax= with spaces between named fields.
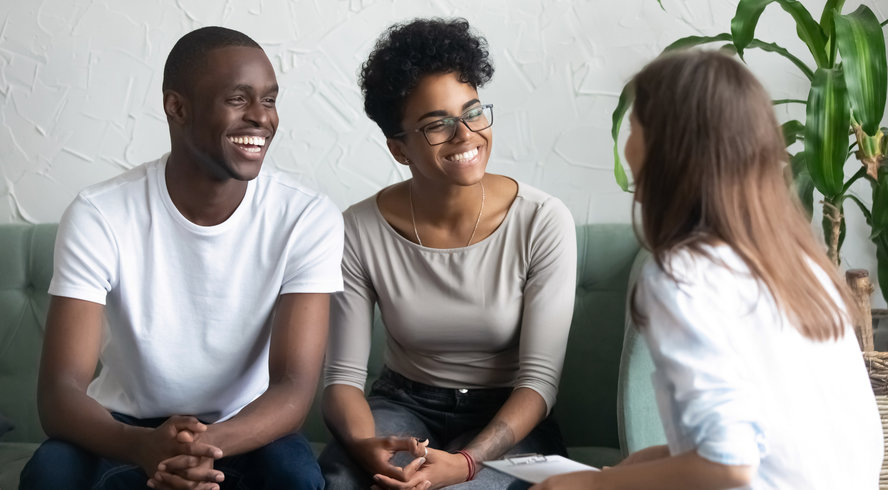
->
xmin=359 ymin=18 xmax=494 ymax=138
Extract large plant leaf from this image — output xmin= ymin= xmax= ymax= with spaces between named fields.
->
xmin=746 ymin=39 xmax=815 ymax=79
xmin=883 ymin=127 xmax=888 ymax=155
xmin=876 ymin=235 xmax=888 ymax=304
xmin=675 ymin=34 xmax=814 ymax=79
xmin=782 ymin=120 xmax=805 ymax=146
xmin=871 ymin=167 xmax=888 ymax=239
xmin=611 ymin=87 xmax=632 ymax=192
xmin=843 ymin=166 xmax=867 ymax=194
xmin=873 ymin=235 xmax=888 ymax=301
xmin=878 ymin=239 xmax=888 ymax=303
xmin=868 ymin=162 xmax=888 ymax=304
xmin=789 ymin=152 xmax=815 ymax=218
xmin=805 ymin=68 xmax=850 ymax=198
xmin=846 ymin=194 xmax=873 ymax=225
xmin=658 ymin=32 xmax=732 ymax=52
xmin=819 ymin=0 xmax=846 ymax=64
xmin=610 ymin=33 xmax=815 ymax=189
xmin=732 ymin=0 xmax=828 ymax=67
xmin=819 ymin=0 xmax=846 ymax=27
xmin=835 ymin=5 xmax=887 ymax=135
xmin=773 ymin=99 xmax=807 ymax=105
xmin=610 ymin=34 xmax=733 ymax=191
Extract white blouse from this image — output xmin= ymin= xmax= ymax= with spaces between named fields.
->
xmin=636 ymin=245 xmax=883 ymax=489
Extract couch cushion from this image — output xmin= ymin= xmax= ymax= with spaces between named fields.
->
xmin=566 ymin=445 xmax=623 ymax=468
xmin=556 ymin=224 xmax=640 ymax=450
xmin=0 ymin=442 xmax=40 ymax=489
xmin=617 ymin=250 xmax=667 ymax=454
xmin=0 ymin=223 xmax=651 ymax=458
xmin=0 ymin=224 xmax=56 ymax=443
xmin=617 ymin=327 xmax=666 ymax=453
xmin=0 ymin=412 xmax=13 ymax=437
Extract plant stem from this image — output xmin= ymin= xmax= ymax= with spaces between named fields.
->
xmin=823 ymin=199 xmax=843 ymax=266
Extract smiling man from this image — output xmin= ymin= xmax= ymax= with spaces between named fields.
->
xmin=19 ymin=27 xmax=343 ymax=490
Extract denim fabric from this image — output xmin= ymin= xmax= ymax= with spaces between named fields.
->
xmin=19 ymin=412 xmax=322 ymax=490
xmin=320 ymin=367 xmax=566 ymax=489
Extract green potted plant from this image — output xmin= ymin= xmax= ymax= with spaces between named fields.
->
xmin=611 ymin=0 xmax=888 ymax=300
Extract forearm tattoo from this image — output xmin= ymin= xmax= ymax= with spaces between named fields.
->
xmin=464 ymin=419 xmax=516 ymax=462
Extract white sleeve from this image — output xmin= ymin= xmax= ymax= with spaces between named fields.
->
xmin=48 ymin=195 xmax=118 ymax=305
xmin=637 ymin=261 xmax=768 ymax=466
xmin=323 ymin=210 xmax=375 ymax=391
xmin=516 ymin=197 xmax=577 ymax=413
xmin=281 ymin=195 xmax=344 ymax=294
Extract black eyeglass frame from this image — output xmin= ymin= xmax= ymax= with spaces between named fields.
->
xmin=392 ymin=104 xmax=494 ymax=146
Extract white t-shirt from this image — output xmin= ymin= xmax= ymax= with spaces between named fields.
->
xmin=49 ymin=155 xmax=344 ymax=422
xmin=636 ymin=245 xmax=883 ymax=489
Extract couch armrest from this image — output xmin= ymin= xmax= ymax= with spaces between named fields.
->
xmin=616 ymin=249 xmax=667 ymax=456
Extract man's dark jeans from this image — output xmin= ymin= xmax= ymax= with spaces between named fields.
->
xmin=19 ymin=412 xmax=322 ymax=490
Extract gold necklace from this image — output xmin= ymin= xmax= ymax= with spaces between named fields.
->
xmin=409 ymin=180 xmax=485 ymax=247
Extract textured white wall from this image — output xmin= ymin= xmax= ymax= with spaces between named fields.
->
xmin=1 ymin=0 xmax=886 ymax=297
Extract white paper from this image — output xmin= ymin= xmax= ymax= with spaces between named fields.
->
xmin=482 ymin=454 xmax=600 ymax=483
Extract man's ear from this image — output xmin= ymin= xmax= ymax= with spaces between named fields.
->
xmin=386 ymin=138 xmax=411 ymax=166
xmin=163 ymin=90 xmax=188 ymax=124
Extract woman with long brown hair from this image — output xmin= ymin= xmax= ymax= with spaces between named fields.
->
xmin=533 ymin=50 xmax=882 ymax=489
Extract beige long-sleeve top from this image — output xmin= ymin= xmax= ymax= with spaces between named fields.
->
xmin=323 ymin=182 xmax=577 ymax=412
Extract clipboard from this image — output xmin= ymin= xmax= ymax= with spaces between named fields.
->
xmin=482 ymin=453 xmax=600 ymax=483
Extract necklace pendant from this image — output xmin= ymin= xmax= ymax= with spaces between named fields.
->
xmin=409 ymin=180 xmax=485 ymax=248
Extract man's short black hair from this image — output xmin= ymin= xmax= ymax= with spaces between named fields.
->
xmin=359 ymin=18 xmax=494 ymax=138
xmin=163 ymin=26 xmax=262 ymax=93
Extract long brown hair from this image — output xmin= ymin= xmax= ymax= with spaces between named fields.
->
xmin=629 ymin=50 xmax=858 ymax=340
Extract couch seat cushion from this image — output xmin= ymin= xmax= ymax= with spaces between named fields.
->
xmin=0 ymin=442 xmax=39 ymax=489
xmin=566 ymin=445 xmax=622 ymax=469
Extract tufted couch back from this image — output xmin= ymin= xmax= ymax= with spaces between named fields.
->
xmin=1 ymin=224 xmax=55 ymax=443
xmin=0 ymin=222 xmax=652 ymax=461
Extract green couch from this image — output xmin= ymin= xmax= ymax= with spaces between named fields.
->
xmin=0 ymin=222 xmax=664 ymax=488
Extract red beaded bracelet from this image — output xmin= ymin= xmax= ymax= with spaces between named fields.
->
xmin=457 ymin=449 xmax=476 ymax=481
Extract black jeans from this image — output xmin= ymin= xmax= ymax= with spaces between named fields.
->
xmin=19 ymin=412 xmax=323 ymax=490
xmin=319 ymin=367 xmax=566 ymax=489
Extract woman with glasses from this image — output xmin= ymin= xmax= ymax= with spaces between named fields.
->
xmin=318 ymin=17 xmax=577 ymax=490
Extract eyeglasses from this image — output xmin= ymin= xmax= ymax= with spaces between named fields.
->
xmin=394 ymin=104 xmax=494 ymax=146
